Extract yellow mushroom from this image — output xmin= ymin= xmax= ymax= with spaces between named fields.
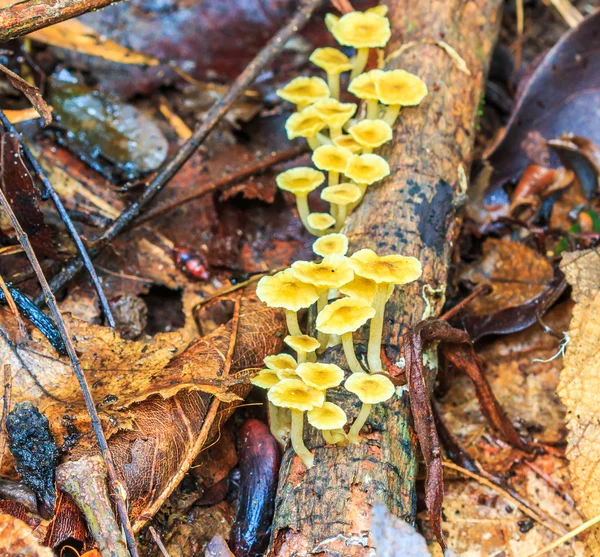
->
xmin=312 ymin=145 xmax=353 ymax=186
xmin=316 ymin=297 xmax=375 ymax=374
xmin=366 ymin=5 xmax=388 ymax=16
xmin=268 ymin=378 xmax=324 ymax=468
xmin=348 ymin=119 xmax=393 ymax=153
xmin=250 ymin=368 xmax=281 ymax=389
xmin=309 ymin=47 xmax=353 ymax=99
xmin=312 ymin=233 xmax=349 ymax=257
xmin=344 ymin=372 xmax=395 ymax=443
xmin=345 ymin=153 xmax=390 ymax=206
xmin=321 ymin=183 xmax=362 ymax=231
xmin=276 ymin=166 xmax=324 ymax=231
xmin=284 ymin=334 xmax=320 ymax=363
xmin=339 ymin=275 xmax=394 ymax=306
xmin=333 ymin=133 xmax=363 ymax=154
xmin=296 ymin=362 xmax=345 ymax=390
xmin=264 ymin=353 xmax=298 ymax=372
xmin=285 ymin=106 xmax=327 ymax=150
xmin=276 ymin=76 xmax=330 ymax=111
xmin=324 ymin=13 xmax=339 ymax=32
xmin=307 ymin=401 xmax=348 ymax=445
xmin=330 ymin=11 xmax=391 ymax=80
xmin=256 ymin=268 xmax=319 ymax=337
xmin=349 ymin=249 xmax=422 ymax=372
xmin=348 ymin=69 xmax=385 ymax=119
xmin=312 ymin=98 xmax=357 ymax=138
xmin=306 ymin=212 xmax=336 ymax=236
xmin=375 ymin=69 xmax=428 ymax=126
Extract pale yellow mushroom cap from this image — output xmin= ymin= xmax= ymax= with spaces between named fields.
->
xmin=330 ymin=12 xmax=391 ymax=49
xmin=309 ymin=47 xmax=353 ymax=75
xmin=307 ymin=401 xmax=347 ymax=430
xmin=345 ymin=153 xmax=390 ymax=184
xmin=349 ymin=249 xmax=422 ymax=285
xmin=366 ymin=5 xmax=388 ymax=16
xmin=306 ymin=212 xmax=336 ymax=232
xmin=276 ymin=166 xmax=325 ymax=195
xmin=251 ymin=369 xmax=280 ymax=389
xmin=312 ymin=99 xmax=357 ymax=129
xmin=285 ymin=107 xmax=326 ymax=140
xmin=257 ymin=269 xmax=319 ymax=311
xmin=344 ymin=372 xmax=395 ymax=404
xmin=348 ymin=119 xmax=393 ymax=148
xmin=339 ymin=275 xmax=394 ymax=305
xmin=312 ymin=145 xmax=353 ymax=174
xmin=268 ymin=378 xmax=325 ymax=411
xmin=321 ymin=183 xmax=362 ymax=205
xmin=296 ymin=362 xmax=345 ymax=390
xmin=284 ymin=334 xmax=320 ymax=354
xmin=264 ymin=353 xmax=298 ymax=372
xmin=348 ymin=69 xmax=385 ymax=100
xmin=277 ymin=76 xmax=330 ymax=107
xmin=292 ymin=254 xmax=354 ymax=289
xmin=313 ymin=233 xmax=349 ymax=257
xmin=333 ymin=134 xmax=363 ymax=154
xmin=324 ymin=13 xmax=340 ymax=32
xmin=375 ymin=70 xmax=428 ymax=106
xmin=316 ymin=297 xmax=375 ymax=335
xmin=277 ymin=368 xmax=299 ymax=380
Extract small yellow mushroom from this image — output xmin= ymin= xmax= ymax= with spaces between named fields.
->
xmin=307 ymin=401 xmax=348 ymax=445
xmin=312 ymin=233 xmax=349 ymax=257
xmin=251 ymin=369 xmax=281 ymax=389
xmin=366 ymin=5 xmax=388 ymax=16
xmin=296 ymin=362 xmax=345 ymax=390
xmin=309 ymin=47 xmax=353 ymax=99
xmin=344 ymin=372 xmax=395 ymax=443
xmin=306 ymin=212 xmax=336 ymax=236
xmin=345 ymin=153 xmax=390 ymax=206
xmin=348 ymin=69 xmax=385 ymax=119
xmin=276 ymin=166 xmax=325 ymax=231
xmin=312 ymin=98 xmax=357 ymax=138
xmin=349 ymin=249 xmax=422 ymax=372
xmin=256 ymin=268 xmax=319 ymax=337
xmin=264 ymin=353 xmax=298 ymax=372
xmin=330 ymin=11 xmax=391 ymax=80
xmin=312 ymin=144 xmax=353 ymax=186
xmin=285 ymin=107 xmax=327 ymax=150
xmin=333 ymin=134 xmax=363 ymax=154
xmin=316 ymin=297 xmax=375 ymax=374
xmin=340 ymin=275 xmax=394 ymax=306
xmin=324 ymin=13 xmax=339 ymax=32
xmin=268 ymin=378 xmax=325 ymax=468
xmin=284 ymin=334 xmax=320 ymax=363
xmin=321 ymin=183 xmax=362 ymax=231
xmin=348 ymin=119 xmax=393 ymax=153
xmin=375 ymin=69 xmax=428 ymax=126
xmin=276 ymin=76 xmax=330 ymax=110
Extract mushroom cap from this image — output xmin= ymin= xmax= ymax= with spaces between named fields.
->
xmin=276 ymin=368 xmax=300 ymax=380
xmin=348 ymin=69 xmax=384 ymax=100
xmin=324 ymin=13 xmax=340 ymax=32
xmin=251 ymin=369 xmax=281 ymax=389
xmin=284 ymin=334 xmax=320 ymax=354
xmin=276 ymin=166 xmax=325 ymax=195
xmin=306 ymin=212 xmax=336 ymax=232
xmin=285 ymin=107 xmax=327 ymax=139
xmin=321 ymin=183 xmax=362 ymax=206
xmin=349 ymin=249 xmax=422 ymax=285
xmin=292 ymin=254 xmax=354 ymax=289
xmin=344 ymin=372 xmax=395 ymax=404
xmin=312 ymin=233 xmax=349 ymax=257
xmin=296 ymin=362 xmax=345 ymax=390
xmin=348 ymin=119 xmax=393 ymax=148
xmin=264 ymin=353 xmax=298 ymax=371
xmin=333 ymin=134 xmax=363 ymax=154
xmin=366 ymin=5 xmax=388 ymax=16
xmin=307 ymin=401 xmax=347 ymax=430
xmin=277 ymin=76 xmax=330 ymax=106
xmin=345 ymin=153 xmax=390 ymax=184
xmin=316 ymin=297 xmax=375 ymax=335
xmin=375 ymin=69 xmax=428 ymax=106
xmin=312 ymin=99 xmax=357 ymax=129
xmin=256 ymin=269 xmax=319 ymax=311
xmin=330 ymin=11 xmax=391 ymax=49
xmin=268 ymin=378 xmax=325 ymax=411
xmin=309 ymin=47 xmax=353 ymax=75
xmin=312 ymin=145 xmax=353 ymax=173
xmin=339 ymin=275 xmax=394 ymax=305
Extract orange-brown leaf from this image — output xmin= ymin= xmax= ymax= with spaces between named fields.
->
xmin=0 ymin=514 xmax=53 ymax=557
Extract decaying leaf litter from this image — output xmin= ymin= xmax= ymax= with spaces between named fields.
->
xmin=0 ymin=0 xmax=598 ymax=556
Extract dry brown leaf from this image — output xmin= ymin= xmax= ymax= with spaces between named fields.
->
xmin=0 ymin=514 xmax=53 ymax=557
xmin=558 ymin=248 xmax=600 ymax=552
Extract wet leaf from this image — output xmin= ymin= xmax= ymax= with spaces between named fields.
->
xmin=0 ymin=514 xmax=53 ymax=557
xmin=0 ymin=65 xmax=52 ymax=126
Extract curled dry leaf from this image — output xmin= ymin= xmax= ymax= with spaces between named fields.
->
xmin=0 ymin=514 xmax=53 ymax=557
xmin=0 ymin=284 xmax=285 ymax=530
xmin=0 ymin=65 xmax=52 ymax=126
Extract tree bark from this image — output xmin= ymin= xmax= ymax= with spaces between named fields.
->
xmin=267 ymin=0 xmax=503 ymax=555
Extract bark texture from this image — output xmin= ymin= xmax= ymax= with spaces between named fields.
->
xmin=268 ymin=1 xmax=503 ymax=555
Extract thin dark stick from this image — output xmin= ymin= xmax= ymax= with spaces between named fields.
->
xmin=0 ymin=111 xmax=116 ymax=328
xmin=439 ymin=283 xmax=492 ymax=322
xmin=149 ymin=526 xmax=171 ymax=557
xmin=0 ymin=189 xmax=139 ymax=556
xmin=40 ymin=0 xmax=323 ymax=303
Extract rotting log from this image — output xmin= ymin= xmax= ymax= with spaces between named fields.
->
xmin=267 ymin=0 xmax=503 ymax=555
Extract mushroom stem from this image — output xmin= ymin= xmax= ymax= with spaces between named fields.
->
xmin=366 ymin=99 xmax=380 ymax=120
xmin=291 ymin=409 xmax=314 ymax=468
xmin=341 ymin=332 xmax=365 ymax=374
xmin=350 ymin=48 xmax=370 ymax=80
xmin=383 ymin=104 xmax=402 ymax=126
xmin=322 ymin=430 xmax=336 ymax=445
xmin=307 ymin=135 xmax=322 ymax=150
xmin=327 ymin=73 xmax=341 ymax=100
xmin=334 ymin=203 xmax=347 ymax=232
xmin=348 ymin=403 xmax=372 ymax=444
xmin=317 ymin=290 xmax=329 ymax=350
xmin=295 ymin=194 xmax=319 ymax=235
xmin=268 ymin=403 xmax=291 ymax=449
xmin=297 ymin=350 xmax=307 ymax=364
xmin=367 ymin=283 xmax=389 ymax=373
xmin=285 ymin=310 xmax=303 ymax=337
xmin=328 ymin=171 xmax=340 ymax=186
xmin=330 ymin=428 xmax=348 ymax=445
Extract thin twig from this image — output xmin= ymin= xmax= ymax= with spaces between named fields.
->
xmin=0 ymin=110 xmax=116 ymax=327
xmin=40 ymin=0 xmax=323 ymax=304
xmin=0 ymin=364 xmax=12 ymax=471
xmin=149 ymin=526 xmax=172 ymax=557
xmin=0 ymin=188 xmax=139 ymax=557
xmin=0 ymin=275 xmax=26 ymax=340
xmin=527 ymin=512 xmax=600 ymax=557
xmin=439 ymin=283 xmax=492 ymax=322
xmin=543 ymin=0 xmax=583 ymax=28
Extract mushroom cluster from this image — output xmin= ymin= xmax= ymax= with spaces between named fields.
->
xmin=276 ymin=6 xmax=428 ymax=237
xmin=254 ymin=233 xmax=422 ymax=466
